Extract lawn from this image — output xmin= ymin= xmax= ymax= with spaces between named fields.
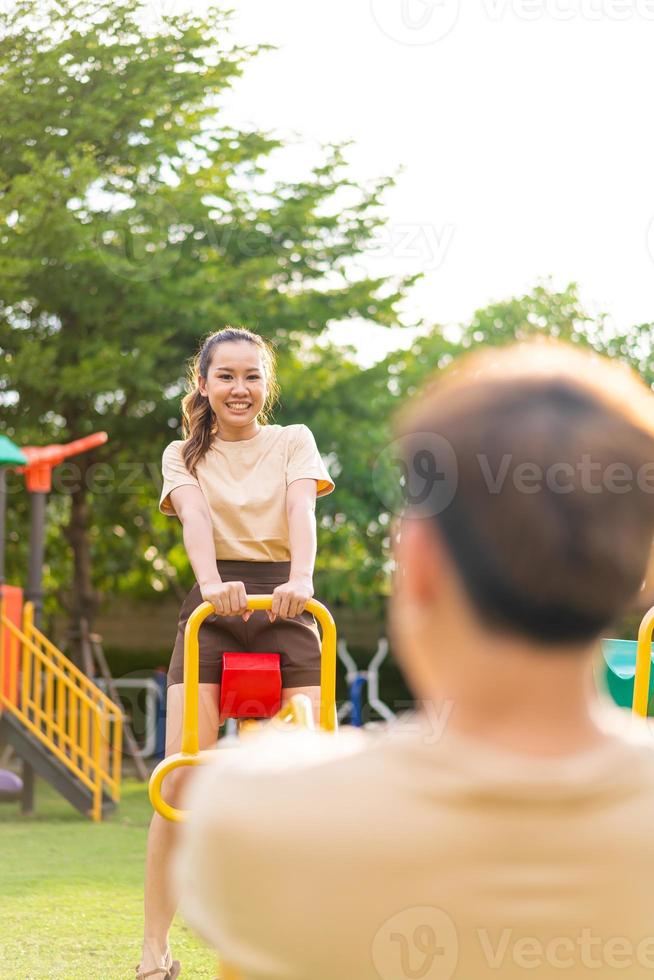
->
xmin=0 ymin=777 xmax=219 ymax=979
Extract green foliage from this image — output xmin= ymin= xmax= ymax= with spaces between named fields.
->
xmin=455 ymin=280 xmax=654 ymax=389
xmin=287 ymin=280 xmax=654 ymax=612
xmin=0 ymin=777 xmax=215 ymax=977
xmin=0 ymin=0 xmax=406 ymax=445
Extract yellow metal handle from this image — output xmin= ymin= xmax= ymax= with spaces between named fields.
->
xmin=149 ymin=596 xmax=337 ymax=822
xmin=148 ymin=749 xmax=206 ymax=823
xmin=274 ymin=693 xmax=316 ymax=730
xmin=632 ymin=605 xmax=654 ymax=717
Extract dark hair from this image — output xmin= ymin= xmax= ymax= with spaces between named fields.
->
xmin=394 ymin=341 xmax=654 ymax=644
xmin=181 ymin=327 xmax=280 ymax=476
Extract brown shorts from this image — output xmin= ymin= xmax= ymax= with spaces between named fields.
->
xmin=167 ymin=560 xmax=322 ymax=689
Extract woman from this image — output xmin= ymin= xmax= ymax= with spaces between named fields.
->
xmin=137 ymin=326 xmax=335 ymax=979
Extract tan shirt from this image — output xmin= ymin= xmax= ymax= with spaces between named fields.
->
xmin=159 ymin=424 xmax=335 ymax=562
xmin=175 ymin=710 xmax=654 ymax=980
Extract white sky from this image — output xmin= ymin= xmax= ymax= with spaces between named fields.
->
xmin=147 ymin=0 xmax=654 ymax=366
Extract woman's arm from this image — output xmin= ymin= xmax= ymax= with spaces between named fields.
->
xmin=170 ymin=485 xmax=222 ymax=591
xmin=267 ymin=480 xmax=318 ymax=622
xmin=170 ymin=485 xmax=250 ymax=619
xmin=287 ymin=479 xmax=318 ymax=583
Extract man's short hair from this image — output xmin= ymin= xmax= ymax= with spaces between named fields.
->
xmin=394 ymin=340 xmax=654 ymax=643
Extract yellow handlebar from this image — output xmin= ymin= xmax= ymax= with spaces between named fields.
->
xmin=632 ymin=605 xmax=654 ymax=717
xmin=149 ymin=596 xmax=337 ymax=822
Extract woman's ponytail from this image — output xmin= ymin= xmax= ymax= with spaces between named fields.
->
xmin=181 ymin=383 xmax=215 ymax=477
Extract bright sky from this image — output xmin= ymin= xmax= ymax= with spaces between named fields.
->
xmin=148 ymin=0 xmax=654 ymax=366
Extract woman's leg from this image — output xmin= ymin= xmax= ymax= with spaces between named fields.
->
xmin=139 ymin=682 xmax=220 ymax=974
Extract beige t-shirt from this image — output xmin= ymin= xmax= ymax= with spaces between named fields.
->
xmin=175 ymin=710 xmax=654 ymax=980
xmin=159 ymin=424 xmax=335 ymax=562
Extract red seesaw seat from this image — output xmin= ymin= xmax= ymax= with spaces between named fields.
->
xmin=219 ymin=652 xmax=282 ymax=719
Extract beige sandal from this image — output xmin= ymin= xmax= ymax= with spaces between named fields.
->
xmin=135 ymin=953 xmax=181 ymax=979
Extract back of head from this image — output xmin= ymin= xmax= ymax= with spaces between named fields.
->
xmin=394 ymin=340 xmax=654 ymax=643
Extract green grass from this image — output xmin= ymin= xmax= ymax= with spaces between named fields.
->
xmin=0 ymin=777 xmax=219 ymax=979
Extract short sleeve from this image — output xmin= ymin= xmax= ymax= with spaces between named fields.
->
xmin=159 ymin=441 xmax=201 ymax=516
xmin=286 ymin=425 xmax=335 ymax=498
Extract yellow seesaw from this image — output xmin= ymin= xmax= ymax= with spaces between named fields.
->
xmin=148 ymin=595 xmax=338 ymax=978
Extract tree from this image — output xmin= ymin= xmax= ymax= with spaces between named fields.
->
xmin=0 ymin=0 xmax=413 ymax=651
xmin=286 ymin=281 xmax=654 ymax=614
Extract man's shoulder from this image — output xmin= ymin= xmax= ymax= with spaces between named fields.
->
xmin=184 ymin=726 xmax=381 ymax=819
xmin=214 ymin=725 xmax=371 ymax=781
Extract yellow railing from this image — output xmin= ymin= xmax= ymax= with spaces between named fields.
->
xmin=632 ymin=605 xmax=654 ymax=717
xmin=0 ymin=599 xmax=123 ymax=822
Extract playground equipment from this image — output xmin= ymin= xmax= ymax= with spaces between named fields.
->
xmin=0 ymin=433 xmax=123 ymax=820
xmin=94 ymin=675 xmax=165 ymax=760
xmin=0 ymin=436 xmax=27 ymax=809
xmin=149 ymin=595 xmax=336 ymax=822
xmin=220 ymin=651 xmax=282 ymax=719
xmin=0 ymin=767 xmax=22 ymax=802
xmin=602 ymin=605 xmax=654 ymax=717
xmin=17 ymin=432 xmax=108 ymax=624
xmin=337 ymin=637 xmax=395 ymax=727
xmin=73 ymin=621 xmax=148 ymax=780
xmin=0 ymin=435 xmax=27 ymax=585
xmin=148 ymin=594 xmax=336 ymax=980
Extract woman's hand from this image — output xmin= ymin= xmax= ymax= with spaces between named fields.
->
xmin=267 ymin=575 xmax=314 ymax=622
xmin=200 ymin=580 xmax=252 ymax=622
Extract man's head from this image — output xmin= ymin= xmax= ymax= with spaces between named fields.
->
xmin=388 ymin=340 xmax=654 ymax=702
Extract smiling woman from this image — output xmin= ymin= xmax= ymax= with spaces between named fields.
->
xmin=136 ymin=326 xmax=335 ymax=979
xmin=179 ymin=328 xmax=281 ymax=474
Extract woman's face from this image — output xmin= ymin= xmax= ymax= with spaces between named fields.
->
xmin=199 ymin=341 xmax=268 ymax=434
